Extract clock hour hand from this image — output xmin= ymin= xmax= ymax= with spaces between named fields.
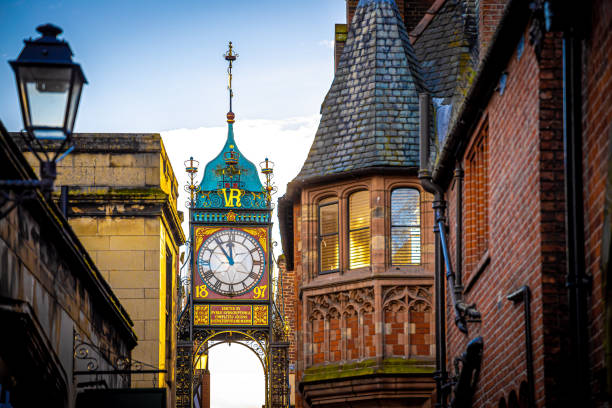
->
xmin=215 ymin=238 xmax=234 ymax=265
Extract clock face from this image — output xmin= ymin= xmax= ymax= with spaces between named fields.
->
xmin=197 ymin=229 xmax=266 ymax=297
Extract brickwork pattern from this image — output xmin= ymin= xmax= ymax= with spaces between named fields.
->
xmin=583 ymin=0 xmax=612 ymax=400
xmin=478 ymin=0 xmax=507 ymax=56
xmin=444 ymin=27 xmax=568 ymax=407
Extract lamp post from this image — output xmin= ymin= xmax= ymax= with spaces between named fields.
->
xmin=0 ymin=24 xmax=86 ymax=218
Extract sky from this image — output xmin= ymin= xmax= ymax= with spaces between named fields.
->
xmin=0 ymin=1 xmax=346 ymax=407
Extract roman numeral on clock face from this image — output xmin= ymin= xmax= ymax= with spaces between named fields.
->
xmin=203 ymin=271 xmax=214 ymax=280
xmin=249 ymin=272 xmax=259 ymax=280
xmin=213 ymin=280 xmax=222 ymax=291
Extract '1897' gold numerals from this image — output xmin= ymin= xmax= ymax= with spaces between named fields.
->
xmin=253 ymin=285 xmax=267 ymax=299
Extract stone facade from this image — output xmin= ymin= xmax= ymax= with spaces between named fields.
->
xmin=19 ymin=133 xmax=186 ymax=406
xmin=0 ymin=124 xmax=137 ymax=407
xmin=282 ymin=175 xmax=436 ymax=407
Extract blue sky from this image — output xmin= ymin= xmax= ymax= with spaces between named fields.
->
xmin=1 ymin=1 xmax=346 ymax=407
xmin=0 ymin=0 xmax=344 ymax=132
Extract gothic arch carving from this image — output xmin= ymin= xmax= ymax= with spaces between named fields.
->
xmin=306 ymin=287 xmax=374 ymax=365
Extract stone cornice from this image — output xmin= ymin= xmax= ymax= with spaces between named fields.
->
xmin=59 ymin=187 xmax=186 ymax=246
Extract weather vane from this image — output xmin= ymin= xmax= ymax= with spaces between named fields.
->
xmin=224 ymin=41 xmax=238 ymax=116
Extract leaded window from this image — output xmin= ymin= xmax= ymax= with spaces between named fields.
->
xmin=349 ymin=190 xmax=370 ymax=269
xmin=319 ymin=197 xmax=339 ymax=273
xmin=391 ymin=188 xmax=421 ymax=265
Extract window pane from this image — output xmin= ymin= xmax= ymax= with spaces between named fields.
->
xmin=349 ymin=191 xmax=370 ymax=230
xmin=391 ymin=226 xmax=421 ymax=264
xmin=349 ymin=228 xmax=370 ymax=268
xmin=321 ymin=234 xmax=339 ymax=272
xmin=391 ymin=189 xmax=420 ymax=226
xmin=319 ymin=203 xmax=338 ymax=235
xmin=319 ymin=200 xmax=339 ymax=273
xmin=349 ymin=191 xmax=370 ymax=269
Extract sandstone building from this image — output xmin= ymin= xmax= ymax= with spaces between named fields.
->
xmin=19 ymin=133 xmax=186 ymax=406
xmin=0 ymin=124 xmax=137 ymax=406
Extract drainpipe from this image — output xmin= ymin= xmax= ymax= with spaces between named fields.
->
xmin=562 ymin=21 xmax=590 ymax=405
xmin=419 ymin=93 xmax=448 ymax=408
xmin=507 ymin=286 xmax=535 ymax=408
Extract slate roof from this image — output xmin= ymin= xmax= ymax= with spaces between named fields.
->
xmin=295 ymin=0 xmax=426 ymax=182
xmin=411 ymin=0 xmax=477 ymax=100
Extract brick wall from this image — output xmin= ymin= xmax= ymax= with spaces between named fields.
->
xmin=398 ymin=0 xmax=434 ymax=32
xmin=479 ymin=0 xmax=507 ymax=56
xmin=444 ymin=26 xmax=568 ymax=406
xmin=583 ymin=0 xmax=612 ymax=400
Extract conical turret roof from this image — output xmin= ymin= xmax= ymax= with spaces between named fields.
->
xmin=295 ymin=0 xmax=426 ymax=182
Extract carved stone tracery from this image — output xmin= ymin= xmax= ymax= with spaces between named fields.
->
xmin=307 ymin=287 xmax=375 ymax=321
xmin=382 ymin=285 xmax=432 ymax=313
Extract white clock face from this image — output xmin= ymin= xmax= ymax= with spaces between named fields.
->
xmin=197 ymin=229 xmax=265 ymax=296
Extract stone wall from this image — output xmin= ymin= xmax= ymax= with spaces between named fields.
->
xmin=20 ymin=133 xmax=185 ymax=405
xmin=0 ymin=125 xmax=137 ymax=407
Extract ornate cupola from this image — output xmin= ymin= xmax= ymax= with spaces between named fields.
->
xmin=193 ymin=43 xmax=269 ymax=219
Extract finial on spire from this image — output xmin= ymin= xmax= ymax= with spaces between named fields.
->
xmin=224 ymin=41 xmax=238 ymax=122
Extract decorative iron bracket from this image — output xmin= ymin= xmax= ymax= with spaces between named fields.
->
xmin=73 ymin=332 xmax=166 ymax=380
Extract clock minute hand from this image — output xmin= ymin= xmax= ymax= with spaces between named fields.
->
xmin=215 ymin=239 xmax=234 ymax=265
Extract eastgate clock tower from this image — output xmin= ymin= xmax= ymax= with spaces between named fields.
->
xmin=190 ymin=109 xmax=272 ymax=327
xmin=176 ymin=42 xmax=289 ymax=408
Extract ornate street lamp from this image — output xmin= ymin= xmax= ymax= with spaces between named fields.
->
xmin=0 ymin=24 xmax=86 ymax=218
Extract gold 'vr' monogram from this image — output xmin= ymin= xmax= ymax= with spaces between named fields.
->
xmin=220 ymin=188 xmax=242 ymax=207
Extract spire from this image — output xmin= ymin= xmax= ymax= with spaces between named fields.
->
xmin=224 ymin=41 xmax=238 ymax=123
xmin=194 ymin=41 xmax=264 ymax=206
xmin=295 ymin=0 xmax=426 ymax=182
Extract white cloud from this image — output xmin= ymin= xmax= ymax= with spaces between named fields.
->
xmin=318 ymin=39 xmax=334 ymax=49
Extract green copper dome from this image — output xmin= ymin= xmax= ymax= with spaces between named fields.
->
xmin=195 ymin=120 xmax=267 ymax=210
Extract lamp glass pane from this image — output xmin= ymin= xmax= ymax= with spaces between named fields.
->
xmin=66 ymin=74 xmax=83 ymax=132
xmin=19 ymin=66 xmax=71 ymax=137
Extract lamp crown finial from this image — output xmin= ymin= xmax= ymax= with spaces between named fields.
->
xmin=36 ymin=24 xmax=63 ymax=39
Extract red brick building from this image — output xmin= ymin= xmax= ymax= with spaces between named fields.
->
xmin=419 ymin=0 xmax=612 ymax=406
xmin=280 ymin=0 xmax=611 ymax=406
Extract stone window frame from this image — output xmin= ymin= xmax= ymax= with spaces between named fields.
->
xmin=463 ymin=119 xmax=489 ymax=281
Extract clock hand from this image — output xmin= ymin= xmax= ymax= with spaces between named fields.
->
xmin=227 ymin=241 xmax=234 ymax=262
xmin=215 ymin=239 xmax=234 ymax=265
